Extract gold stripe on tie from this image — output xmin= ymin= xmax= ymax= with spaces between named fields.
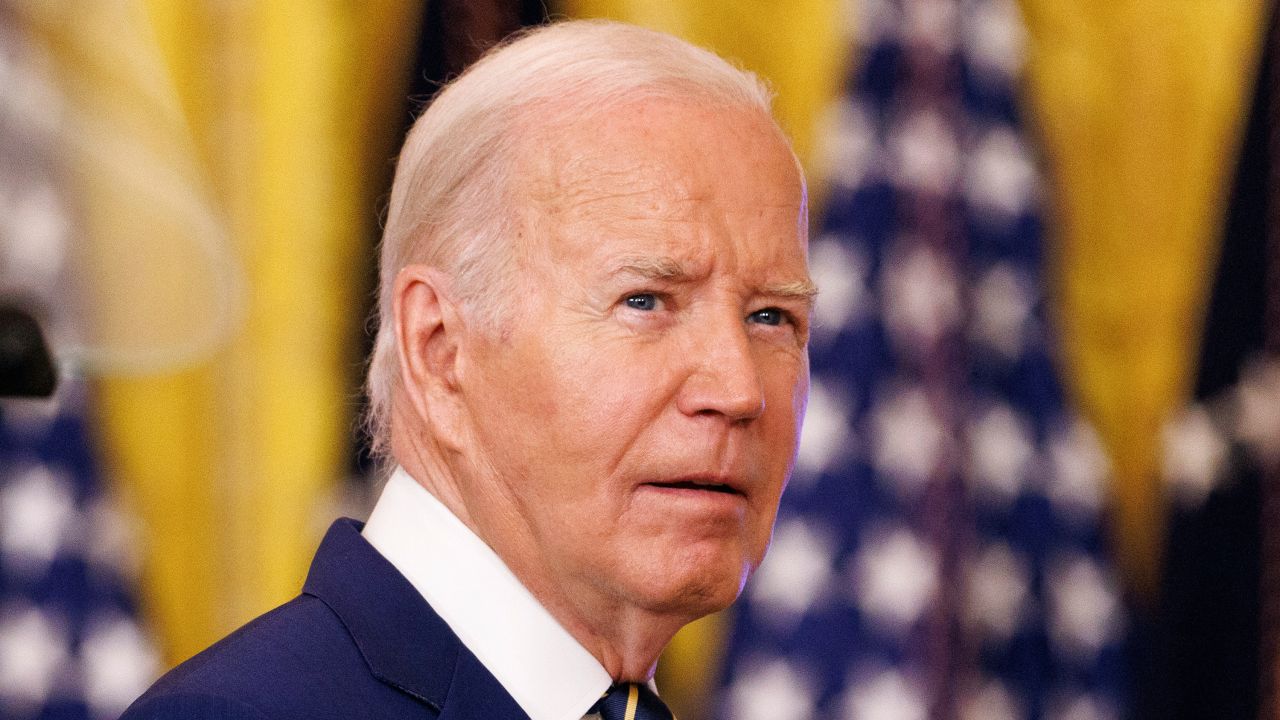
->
xmin=624 ymin=684 xmax=639 ymax=720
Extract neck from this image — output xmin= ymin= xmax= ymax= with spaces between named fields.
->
xmin=390 ymin=430 xmax=690 ymax=682
xmin=503 ymin=557 xmax=693 ymax=682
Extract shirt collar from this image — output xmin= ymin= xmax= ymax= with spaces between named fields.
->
xmin=362 ymin=467 xmax=612 ymax=720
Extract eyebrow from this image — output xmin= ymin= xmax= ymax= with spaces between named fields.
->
xmin=610 ymin=255 xmax=689 ymax=281
xmin=609 ymin=255 xmax=819 ymax=307
xmin=763 ymin=279 xmax=820 ymax=307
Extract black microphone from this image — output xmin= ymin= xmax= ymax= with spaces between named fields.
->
xmin=0 ymin=305 xmax=56 ymax=397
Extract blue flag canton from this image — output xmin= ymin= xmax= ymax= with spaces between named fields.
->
xmin=0 ymin=391 xmax=159 ymax=720
xmin=718 ymin=0 xmax=1128 ymax=718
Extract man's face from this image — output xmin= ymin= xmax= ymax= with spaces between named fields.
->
xmin=455 ymin=98 xmax=812 ymax=620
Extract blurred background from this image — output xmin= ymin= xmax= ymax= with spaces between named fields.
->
xmin=0 ymin=0 xmax=1276 ymax=718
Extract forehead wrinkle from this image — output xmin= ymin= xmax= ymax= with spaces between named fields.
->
xmin=526 ymin=142 xmax=680 ymax=206
xmin=533 ymin=176 xmax=662 ymax=210
xmin=551 ymin=182 xmax=705 ymax=221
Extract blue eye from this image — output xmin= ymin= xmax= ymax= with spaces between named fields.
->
xmin=626 ymin=294 xmax=659 ymax=311
xmin=749 ymin=308 xmax=785 ymax=326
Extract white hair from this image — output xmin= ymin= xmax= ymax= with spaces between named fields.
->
xmin=365 ymin=19 xmax=778 ymax=457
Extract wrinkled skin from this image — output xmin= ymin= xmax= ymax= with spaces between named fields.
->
xmin=392 ymin=97 xmax=813 ymax=680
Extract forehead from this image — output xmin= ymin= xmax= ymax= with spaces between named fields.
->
xmin=513 ymin=97 xmax=808 ymax=273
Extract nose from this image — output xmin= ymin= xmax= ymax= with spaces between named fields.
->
xmin=676 ymin=313 xmax=766 ymax=423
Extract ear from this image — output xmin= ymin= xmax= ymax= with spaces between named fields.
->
xmin=393 ymin=265 xmax=466 ymax=434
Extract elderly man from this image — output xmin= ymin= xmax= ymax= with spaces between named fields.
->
xmin=123 ymin=19 xmax=814 ymax=720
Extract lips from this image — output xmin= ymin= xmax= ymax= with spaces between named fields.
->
xmin=643 ymin=477 xmax=745 ymax=496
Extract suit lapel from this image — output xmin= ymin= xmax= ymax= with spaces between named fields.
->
xmin=301 ymin=519 xmax=530 ymax=718
xmin=437 ymin=648 xmax=533 ymax=720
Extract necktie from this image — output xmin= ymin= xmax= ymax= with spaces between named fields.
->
xmin=590 ymin=683 xmax=674 ymax=720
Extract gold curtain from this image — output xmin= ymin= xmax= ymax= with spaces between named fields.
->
xmin=24 ymin=0 xmax=423 ymax=665
xmin=1018 ymin=0 xmax=1267 ymax=599
xmin=562 ymin=0 xmax=850 ymax=174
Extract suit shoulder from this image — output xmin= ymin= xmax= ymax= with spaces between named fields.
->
xmin=120 ymin=691 xmax=272 ymax=720
xmin=151 ymin=593 xmax=354 ymax=687
xmin=124 ymin=593 xmax=406 ymax=720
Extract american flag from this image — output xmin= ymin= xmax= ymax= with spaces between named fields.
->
xmin=716 ymin=0 xmax=1129 ymax=718
xmin=0 ymin=387 xmax=159 ymax=720
xmin=0 ymin=14 xmax=159 ymax=720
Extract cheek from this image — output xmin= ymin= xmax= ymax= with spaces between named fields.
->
xmin=484 ymin=337 xmax=675 ymax=500
xmin=747 ymin=356 xmax=807 ymax=529
xmin=790 ymin=363 xmax=811 ymax=436
xmin=762 ymin=354 xmax=808 ymax=441
xmin=548 ymin=339 xmax=678 ymax=432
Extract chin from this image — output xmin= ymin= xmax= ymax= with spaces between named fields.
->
xmin=633 ymin=548 xmax=752 ymax=618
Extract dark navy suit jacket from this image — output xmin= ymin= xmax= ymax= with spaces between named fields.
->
xmin=120 ymin=519 xmax=533 ymax=720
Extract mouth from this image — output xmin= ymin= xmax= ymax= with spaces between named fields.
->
xmin=643 ymin=477 xmax=745 ymax=496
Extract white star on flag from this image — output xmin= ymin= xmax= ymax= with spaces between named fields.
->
xmin=961 ymin=0 xmax=1027 ymax=81
xmin=964 ymin=542 xmax=1030 ymax=643
xmin=967 ymin=403 xmax=1035 ymax=505
xmin=1047 ymin=555 xmax=1124 ymax=664
xmin=0 ymin=462 xmax=76 ymax=575
xmin=82 ymin=612 xmax=161 ymax=717
xmin=883 ymin=244 xmax=961 ymax=349
xmin=852 ymin=526 xmax=940 ymax=631
xmin=1235 ymin=358 xmax=1280 ymax=465
xmin=889 ymin=109 xmax=959 ymax=194
xmin=0 ymin=603 xmax=69 ymax=710
xmin=796 ymin=377 xmax=856 ymax=480
xmin=809 ymin=235 xmax=873 ymax=342
xmin=749 ymin=520 xmax=836 ymax=630
xmin=958 ymin=679 xmax=1022 ymax=720
xmin=841 ymin=669 xmax=929 ymax=720
xmin=1047 ymin=419 xmax=1110 ymax=521
xmin=966 ymin=126 xmax=1036 ymax=224
xmin=726 ymin=660 xmax=816 ymax=720
xmin=903 ymin=0 xmax=958 ymax=56
xmin=871 ymin=387 xmax=947 ymax=494
xmin=971 ymin=264 xmax=1033 ymax=359
xmin=1161 ymin=405 xmax=1229 ymax=509
xmin=1048 ymin=693 xmax=1119 ymax=720
xmin=819 ymin=100 xmax=881 ymax=193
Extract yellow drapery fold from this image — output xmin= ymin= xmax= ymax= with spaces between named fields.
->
xmin=28 ymin=0 xmax=422 ymax=665
xmin=563 ymin=0 xmax=850 ymax=175
xmin=1018 ymin=0 xmax=1267 ymax=599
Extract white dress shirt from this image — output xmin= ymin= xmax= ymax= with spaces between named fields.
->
xmin=362 ymin=467 xmax=614 ymax=720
